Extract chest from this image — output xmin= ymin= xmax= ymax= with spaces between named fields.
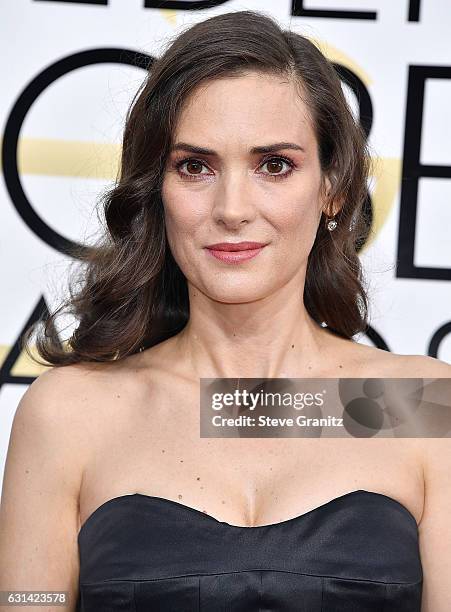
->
xmin=79 ymin=384 xmax=424 ymax=528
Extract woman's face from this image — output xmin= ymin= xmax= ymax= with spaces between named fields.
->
xmin=161 ymin=71 xmax=331 ymax=304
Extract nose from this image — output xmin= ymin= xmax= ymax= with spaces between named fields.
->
xmin=211 ymin=170 xmax=257 ymax=229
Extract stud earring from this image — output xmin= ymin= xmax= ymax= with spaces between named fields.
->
xmin=326 ymin=217 xmax=337 ymax=231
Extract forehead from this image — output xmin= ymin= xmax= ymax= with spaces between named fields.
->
xmin=173 ymin=71 xmax=316 ymax=150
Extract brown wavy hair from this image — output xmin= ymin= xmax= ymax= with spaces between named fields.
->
xmin=22 ymin=9 xmax=372 ymax=367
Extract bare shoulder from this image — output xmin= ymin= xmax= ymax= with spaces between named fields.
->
xmin=15 ymin=363 xmax=92 ymax=427
xmin=9 ymin=359 xmax=138 ymax=478
xmin=7 ymin=362 xmax=107 ymax=484
xmin=24 ymin=349 xmax=169 ymax=440
xmin=351 ymin=341 xmax=451 ymax=378
xmin=20 ymin=361 xmax=113 ymax=423
xmin=28 ymin=356 xmax=143 ymax=415
xmin=387 ymin=352 xmax=451 ymax=378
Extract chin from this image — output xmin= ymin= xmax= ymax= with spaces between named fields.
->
xmin=205 ymin=286 xmax=271 ymax=304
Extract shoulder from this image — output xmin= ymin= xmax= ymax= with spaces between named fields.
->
xmin=19 ymin=361 xmax=114 ymax=420
xmin=11 ymin=364 xmax=105 ymax=472
xmin=12 ymin=359 xmax=138 ymax=466
xmin=16 ymin=364 xmax=89 ymax=425
xmin=25 ymin=356 xmax=142 ymax=406
xmin=350 ymin=341 xmax=451 ymax=378
xmin=388 ymin=353 xmax=451 ymax=378
xmin=4 ymin=361 xmax=135 ymax=507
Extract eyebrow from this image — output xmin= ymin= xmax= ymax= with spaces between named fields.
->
xmin=169 ymin=141 xmax=305 ymax=156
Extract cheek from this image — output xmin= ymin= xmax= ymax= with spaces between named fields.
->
xmin=161 ymin=188 xmax=208 ymax=267
xmin=162 ymin=182 xmax=204 ymax=235
xmin=266 ymin=189 xmax=320 ymax=242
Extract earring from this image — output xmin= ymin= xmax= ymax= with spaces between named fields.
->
xmin=326 ymin=217 xmax=337 ymax=231
xmin=324 ymin=193 xmax=337 ymax=231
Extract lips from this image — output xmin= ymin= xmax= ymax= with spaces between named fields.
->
xmin=205 ymin=241 xmax=267 ymax=252
xmin=205 ymin=242 xmax=267 ymax=264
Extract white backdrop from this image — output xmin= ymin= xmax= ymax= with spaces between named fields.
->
xmin=1 ymin=0 xmax=450 ymax=492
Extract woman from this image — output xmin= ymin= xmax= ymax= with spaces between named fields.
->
xmin=0 ymin=9 xmax=450 ymax=612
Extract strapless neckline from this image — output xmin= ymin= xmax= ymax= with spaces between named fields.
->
xmin=77 ymin=486 xmax=423 ymax=610
xmin=77 ymin=488 xmax=418 ymax=540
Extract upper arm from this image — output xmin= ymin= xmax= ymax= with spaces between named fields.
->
xmin=419 ymin=438 xmax=451 ymax=611
xmin=409 ymin=355 xmax=451 ymax=611
xmin=0 ymin=366 xmax=88 ymax=611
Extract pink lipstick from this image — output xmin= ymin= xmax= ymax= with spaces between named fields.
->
xmin=205 ymin=241 xmax=267 ymax=264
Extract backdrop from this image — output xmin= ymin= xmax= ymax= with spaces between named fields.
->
xmin=1 ymin=0 xmax=450 ymax=491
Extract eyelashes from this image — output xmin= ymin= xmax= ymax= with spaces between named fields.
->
xmin=172 ymin=155 xmax=297 ymax=182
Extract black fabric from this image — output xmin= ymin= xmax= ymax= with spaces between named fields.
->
xmin=76 ymin=489 xmax=422 ymax=611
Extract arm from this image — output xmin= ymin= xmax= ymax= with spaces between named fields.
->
xmin=419 ymin=437 xmax=451 ymax=611
xmin=0 ymin=366 xmax=87 ymax=611
xmin=410 ymin=355 xmax=451 ymax=611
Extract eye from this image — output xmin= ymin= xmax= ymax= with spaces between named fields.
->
xmin=175 ymin=158 xmax=213 ymax=180
xmin=258 ymin=156 xmax=295 ymax=180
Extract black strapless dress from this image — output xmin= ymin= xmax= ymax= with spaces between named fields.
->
xmin=76 ymin=489 xmax=422 ymax=611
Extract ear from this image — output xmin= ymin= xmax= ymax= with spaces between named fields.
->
xmin=320 ymin=172 xmax=344 ymax=217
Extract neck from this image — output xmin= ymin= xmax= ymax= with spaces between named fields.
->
xmin=174 ymin=283 xmax=349 ymax=379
